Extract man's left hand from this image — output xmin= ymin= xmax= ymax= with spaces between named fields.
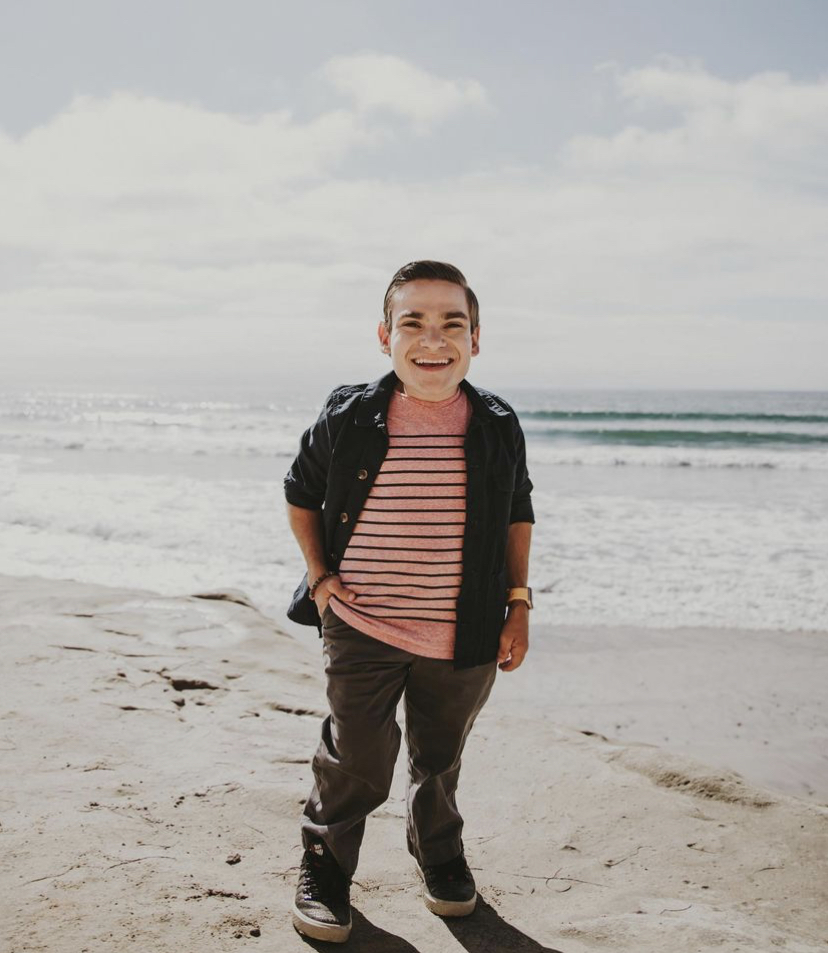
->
xmin=497 ymin=605 xmax=529 ymax=672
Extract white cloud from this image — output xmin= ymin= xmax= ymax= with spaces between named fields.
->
xmin=566 ymin=56 xmax=828 ymax=174
xmin=0 ymin=57 xmax=826 ymax=390
xmin=320 ymin=52 xmax=490 ymax=132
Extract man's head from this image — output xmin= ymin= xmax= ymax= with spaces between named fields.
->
xmin=378 ymin=260 xmax=481 ymax=402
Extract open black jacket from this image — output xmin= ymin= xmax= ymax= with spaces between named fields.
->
xmin=283 ymin=369 xmax=535 ymax=670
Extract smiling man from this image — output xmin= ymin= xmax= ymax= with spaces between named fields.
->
xmin=284 ymin=260 xmax=535 ymax=943
xmin=381 ymin=275 xmax=479 ymax=401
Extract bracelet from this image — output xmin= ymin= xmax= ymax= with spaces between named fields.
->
xmin=309 ymin=570 xmax=338 ymax=600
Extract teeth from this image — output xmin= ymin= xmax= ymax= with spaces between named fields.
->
xmin=414 ymin=359 xmax=451 ymax=365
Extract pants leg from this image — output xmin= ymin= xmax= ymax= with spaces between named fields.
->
xmin=300 ymin=615 xmax=413 ymax=878
xmin=404 ymin=654 xmax=497 ymax=868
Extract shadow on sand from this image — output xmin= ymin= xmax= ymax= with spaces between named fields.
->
xmin=294 ymin=896 xmax=565 ymax=952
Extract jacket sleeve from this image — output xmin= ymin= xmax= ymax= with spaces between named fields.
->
xmin=501 ymin=399 xmax=535 ymax=525
xmin=283 ymin=390 xmax=340 ymax=510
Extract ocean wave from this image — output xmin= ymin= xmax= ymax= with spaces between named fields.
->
xmin=521 ymin=410 xmax=828 ymax=424
xmin=3 ymin=390 xmax=828 ymax=469
xmin=3 ymin=431 xmax=828 ymax=469
xmin=527 ymin=428 xmax=828 ymax=448
xmin=526 ymin=444 xmax=828 ymax=470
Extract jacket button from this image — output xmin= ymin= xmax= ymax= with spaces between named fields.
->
xmin=329 ymin=552 xmax=338 ymax=561
xmin=340 ymin=512 xmax=349 ymax=523
xmin=357 ymin=468 xmax=368 ymax=480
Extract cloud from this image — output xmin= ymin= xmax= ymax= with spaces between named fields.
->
xmin=566 ymin=56 xmax=828 ymax=175
xmin=0 ymin=56 xmax=826 ymax=389
xmin=320 ymin=52 xmax=490 ymax=132
xmin=549 ymin=58 xmax=828 ymax=314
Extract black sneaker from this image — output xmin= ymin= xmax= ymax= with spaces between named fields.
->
xmin=415 ymin=851 xmax=477 ymax=917
xmin=291 ymin=839 xmax=352 ymax=943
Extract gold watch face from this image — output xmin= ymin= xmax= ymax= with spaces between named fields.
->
xmin=506 ymin=587 xmax=533 ymax=609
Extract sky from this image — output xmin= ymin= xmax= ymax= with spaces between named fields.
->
xmin=1 ymin=0 xmax=827 ymax=395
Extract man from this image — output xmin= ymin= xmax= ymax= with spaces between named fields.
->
xmin=284 ymin=260 xmax=534 ymax=942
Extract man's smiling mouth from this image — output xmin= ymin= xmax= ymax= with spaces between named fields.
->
xmin=412 ymin=358 xmax=454 ymax=366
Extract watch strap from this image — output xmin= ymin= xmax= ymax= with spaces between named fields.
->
xmin=506 ymin=586 xmax=533 ymax=609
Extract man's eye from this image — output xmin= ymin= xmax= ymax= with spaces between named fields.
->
xmin=398 ymin=321 xmax=463 ymax=329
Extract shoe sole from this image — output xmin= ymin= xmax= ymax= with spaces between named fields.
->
xmin=414 ymin=862 xmax=477 ymax=917
xmin=291 ymin=902 xmax=352 ymax=943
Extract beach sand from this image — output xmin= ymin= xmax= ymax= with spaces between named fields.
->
xmin=2 ymin=573 xmax=826 ymax=951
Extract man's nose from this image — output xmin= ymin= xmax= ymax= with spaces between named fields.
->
xmin=421 ymin=325 xmax=445 ymax=348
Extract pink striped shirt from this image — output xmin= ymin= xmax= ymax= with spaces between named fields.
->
xmin=328 ymin=385 xmax=472 ymax=658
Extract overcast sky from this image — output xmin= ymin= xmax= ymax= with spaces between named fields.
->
xmin=1 ymin=0 xmax=827 ymax=395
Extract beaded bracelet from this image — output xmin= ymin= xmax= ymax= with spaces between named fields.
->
xmin=309 ymin=569 xmax=338 ymax=600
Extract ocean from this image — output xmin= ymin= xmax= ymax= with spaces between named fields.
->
xmin=1 ymin=385 xmax=826 ymax=633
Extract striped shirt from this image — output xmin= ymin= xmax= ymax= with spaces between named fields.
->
xmin=328 ymin=385 xmax=472 ymax=658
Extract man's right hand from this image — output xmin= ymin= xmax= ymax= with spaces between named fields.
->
xmin=314 ymin=574 xmax=358 ymax=615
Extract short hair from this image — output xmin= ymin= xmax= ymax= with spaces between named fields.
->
xmin=382 ymin=260 xmax=479 ymax=332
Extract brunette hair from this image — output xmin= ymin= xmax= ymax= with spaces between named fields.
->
xmin=382 ymin=260 xmax=479 ymax=332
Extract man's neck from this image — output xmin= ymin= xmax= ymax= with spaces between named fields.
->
xmin=395 ymin=381 xmax=460 ymax=402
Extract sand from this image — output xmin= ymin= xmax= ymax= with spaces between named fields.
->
xmin=1 ymin=573 xmax=826 ymax=952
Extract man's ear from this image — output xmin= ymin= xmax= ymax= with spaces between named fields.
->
xmin=470 ymin=325 xmax=480 ymax=357
xmin=377 ymin=320 xmax=390 ymax=353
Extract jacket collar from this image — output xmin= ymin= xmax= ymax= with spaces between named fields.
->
xmin=354 ymin=368 xmax=510 ymax=427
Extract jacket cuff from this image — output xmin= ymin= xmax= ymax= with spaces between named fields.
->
xmin=284 ymin=480 xmax=324 ymax=510
xmin=510 ymin=497 xmax=535 ymax=524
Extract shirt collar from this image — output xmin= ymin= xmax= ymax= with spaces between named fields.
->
xmin=354 ymin=368 xmax=509 ymax=427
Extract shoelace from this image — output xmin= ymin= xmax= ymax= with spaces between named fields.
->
xmin=299 ymin=850 xmax=348 ymax=901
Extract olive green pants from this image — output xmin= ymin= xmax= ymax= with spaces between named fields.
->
xmin=300 ymin=605 xmax=497 ymax=878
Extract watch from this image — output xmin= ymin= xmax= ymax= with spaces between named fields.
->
xmin=506 ymin=587 xmax=533 ymax=609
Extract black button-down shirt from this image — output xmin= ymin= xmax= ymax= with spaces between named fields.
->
xmin=284 ymin=369 xmax=535 ymax=669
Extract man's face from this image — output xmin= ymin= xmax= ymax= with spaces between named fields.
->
xmin=377 ymin=279 xmax=480 ymax=401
